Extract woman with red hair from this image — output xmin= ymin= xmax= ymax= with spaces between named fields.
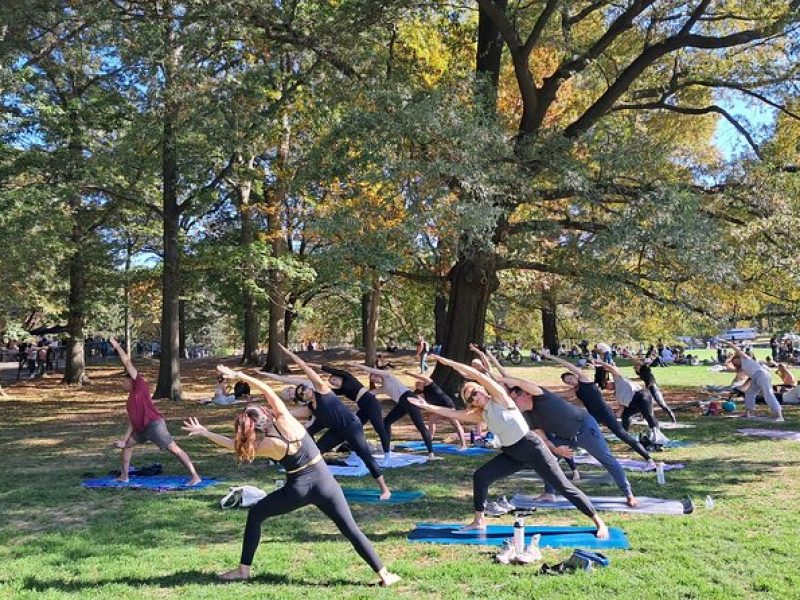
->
xmin=181 ymin=365 xmax=399 ymax=586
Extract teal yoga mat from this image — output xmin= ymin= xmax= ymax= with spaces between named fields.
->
xmin=408 ymin=523 xmax=629 ymax=549
xmin=342 ymin=488 xmax=425 ymax=504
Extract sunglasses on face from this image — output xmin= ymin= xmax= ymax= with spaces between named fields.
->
xmin=469 ymin=389 xmax=479 ymax=400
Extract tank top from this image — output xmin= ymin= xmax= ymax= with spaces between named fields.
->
xmin=270 ymin=430 xmax=320 ymax=472
xmin=482 ymin=401 xmax=529 ymax=447
xmin=312 ymin=391 xmax=358 ymax=430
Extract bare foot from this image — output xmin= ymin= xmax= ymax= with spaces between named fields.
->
xmin=626 ymin=495 xmax=640 ymax=508
xmin=187 ymin=476 xmax=202 ymax=486
xmin=379 ymin=489 xmax=392 ymax=501
xmin=595 ymin=522 xmax=609 ymax=539
xmin=379 ymin=571 xmax=401 ymax=587
xmin=115 ymin=476 xmax=129 ymax=483
xmin=218 ymin=566 xmax=250 ymax=582
xmin=458 ymin=518 xmax=486 ymax=532
xmin=427 ymin=453 xmax=444 ymax=461
xmin=535 ymin=493 xmax=556 ymax=502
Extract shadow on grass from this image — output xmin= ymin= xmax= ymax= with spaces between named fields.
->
xmin=20 ymin=570 xmax=363 ymax=593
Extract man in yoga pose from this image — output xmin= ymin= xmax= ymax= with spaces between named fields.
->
xmin=320 ymin=363 xmax=391 ymax=455
xmin=260 ymin=347 xmax=392 ymax=500
xmin=497 ymin=373 xmax=640 ymax=508
xmin=544 ymin=351 xmax=656 ymax=464
xmin=404 ymin=371 xmax=468 ymax=449
xmin=633 ymin=358 xmax=677 ymax=423
xmin=182 ymin=365 xmax=400 ymax=585
xmin=724 ymin=341 xmax=784 ymax=421
xmin=408 ymin=355 xmax=608 ymax=537
xmin=594 ymin=359 xmax=662 ymax=434
xmin=348 ymin=361 xmax=439 ymax=459
xmin=109 ymin=336 xmax=201 ymax=486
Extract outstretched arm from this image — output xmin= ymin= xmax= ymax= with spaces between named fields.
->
xmin=542 ymin=350 xmax=592 ymax=383
xmin=279 ymin=344 xmax=329 ymax=392
xmin=182 ymin=417 xmax=235 ymax=450
xmin=432 ymin=355 xmax=513 ymax=408
xmin=217 ymin=365 xmax=292 ymax=418
xmin=497 ymin=375 xmax=544 ymax=397
xmin=481 ymin=346 xmax=509 ymax=379
xmin=321 ymin=364 xmax=350 ymax=379
xmin=109 ymin=337 xmax=137 ymax=379
xmin=593 ymin=360 xmax=622 ymax=378
xmin=722 ymin=340 xmax=747 ymax=359
xmin=347 ymin=362 xmax=392 ymax=376
xmin=404 ymin=371 xmax=433 ymax=385
xmin=406 ymin=395 xmax=482 ymax=424
xmin=255 ymin=371 xmax=310 ymax=386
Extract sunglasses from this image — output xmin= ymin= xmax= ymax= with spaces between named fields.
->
xmin=469 ymin=389 xmax=479 ymax=399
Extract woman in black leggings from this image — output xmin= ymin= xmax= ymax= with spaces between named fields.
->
xmin=409 ymin=354 xmax=608 ymax=538
xmin=321 ymin=364 xmax=391 ymax=454
xmin=348 ymin=362 xmax=438 ymax=459
xmin=181 ymin=365 xmax=399 ymax=585
xmin=633 ymin=359 xmax=677 ymax=423
xmin=597 ymin=360 xmax=661 ymax=432
xmin=405 ymin=371 xmax=468 ymax=449
xmin=545 ymin=352 xmax=654 ymax=464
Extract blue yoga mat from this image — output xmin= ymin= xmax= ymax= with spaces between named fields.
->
xmin=395 ymin=442 xmax=495 ymax=456
xmin=408 ymin=523 xmax=629 ymax=550
xmin=342 ymin=488 xmax=425 ymax=504
xmin=82 ymin=476 xmax=220 ymax=491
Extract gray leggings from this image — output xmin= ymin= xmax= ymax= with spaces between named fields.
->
xmin=473 ymin=432 xmax=596 ymax=518
xmin=241 ymin=462 xmax=383 ymax=571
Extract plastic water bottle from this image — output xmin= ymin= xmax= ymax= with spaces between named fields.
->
xmin=655 ymin=462 xmax=666 ymax=485
xmin=470 ymin=429 xmax=476 ymax=445
xmin=705 ymin=495 xmax=714 ymax=510
xmin=513 ymin=517 xmax=525 ymax=554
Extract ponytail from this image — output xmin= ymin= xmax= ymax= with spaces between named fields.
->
xmin=233 ymin=413 xmax=257 ymax=464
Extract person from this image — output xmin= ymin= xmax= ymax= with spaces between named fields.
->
xmin=543 ymin=351 xmax=655 ymax=463
xmin=181 ymin=365 xmax=400 ymax=585
xmin=593 ymin=343 xmax=613 ymax=389
xmin=408 ymin=354 xmax=608 ymax=537
xmin=770 ymin=336 xmax=779 ymax=360
xmin=233 ymin=380 xmax=251 ymax=401
xmin=497 ymin=373 xmax=640 ymax=508
xmin=108 ymin=336 xmax=201 ymax=486
xmin=386 ymin=338 xmax=398 ymax=353
xmin=633 ymin=358 xmax=677 ymax=423
xmin=416 ymin=335 xmax=429 ymax=373
xmin=724 ymin=341 xmax=783 ymax=420
xmin=212 ymin=375 xmax=238 ymax=406
xmin=320 ymin=363 xmax=391 ymax=455
xmin=260 ymin=347 xmax=391 ymax=500
xmin=595 ymin=360 xmax=662 ymax=434
xmin=404 ymin=371 xmax=468 ymax=449
xmin=347 ymin=361 xmax=438 ymax=459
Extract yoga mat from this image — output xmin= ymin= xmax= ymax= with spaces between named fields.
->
xmin=604 ymin=435 xmax=694 ymax=448
xmin=395 ymin=441 xmax=495 ymax=456
xmin=408 ymin=523 xmax=629 ymax=550
xmin=326 ymin=452 xmax=427 ymax=477
xmin=737 ymin=428 xmax=800 ymax=441
xmin=342 ymin=488 xmax=425 ymax=504
xmin=327 ymin=464 xmax=370 ymax=477
xmin=512 ymin=470 xmax=614 ymax=485
xmin=724 ymin=414 xmax=782 ymax=422
xmin=573 ymin=455 xmax=685 ymax=472
xmin=82 ymin=476 xmax=220 ymax=491
xmin=627 ymin=420 xmax=695 ymax=430
xmin=510 ymin=494 xmax=693 ymax=515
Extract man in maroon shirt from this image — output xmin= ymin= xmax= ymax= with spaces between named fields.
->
xmin=110 ymin=337 xmax=201 ymax=485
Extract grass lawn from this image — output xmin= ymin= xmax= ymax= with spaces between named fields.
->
xmin=2 ymin=352 xmax=800 ymax=599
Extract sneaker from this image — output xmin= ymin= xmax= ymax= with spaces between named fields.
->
xmin=513 ymin=535 xmax=542 ymax=564
xmin=495 ymin=540 xmax=516 ymax=564
xmin=774 ymin=416 xmax=785 ymax=422
xmin=484 ymin=501 xmax=509 ymax=517
xmin=497 ymin=495 xmax=516 ymax=512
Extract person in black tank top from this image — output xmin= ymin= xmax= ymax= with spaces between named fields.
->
xmin=405 ymin=371 xmax=468 ymax=449
xmin=182 ymin=365 xmax=400 ymax=587
xmin=282 ymin=346 xmax=392 ymax=500
xmin=633 ymin=359 xmax=677 ymax=423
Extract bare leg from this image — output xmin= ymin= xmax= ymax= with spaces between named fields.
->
xmin=166 ymin=442 xmax=201 ymax=485
xmin=117 ymin=442 xmax=135 ymax=483
xmin=376 ymin=475 xmax=391 ymax=501
xmin=449 ymin=418 xmax=468 ymax=449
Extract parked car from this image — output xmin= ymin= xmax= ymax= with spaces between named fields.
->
xmin=720 ymin=328 xmax=757 ymax=341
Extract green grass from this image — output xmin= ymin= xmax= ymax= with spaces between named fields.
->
xmin=2 ymin=358 xmax=800 ymax=599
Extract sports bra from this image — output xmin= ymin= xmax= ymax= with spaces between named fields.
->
xmin=265 ymin=426 xmax=319 ymax=472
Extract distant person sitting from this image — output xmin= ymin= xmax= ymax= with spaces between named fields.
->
xmin=233 ymin=380 xmax=251 ymax=401
xmin=386 ymin=338 xmax=399 ymax=353
xmin=213 ymin=375 xmax=237 ymax=405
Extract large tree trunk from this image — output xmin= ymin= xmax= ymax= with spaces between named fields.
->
xmin=364 ymin=276 xmax=382 ymax=367
xmin=541 ymin=288 xmax=559 ymax=354
xmin=434 ymin=285 xmax=448 ymax=345
xmin=239 ymin=170 xmax=261 ymax=366
xmin=63 ymin=235 xmax=89 ymax=385
xmin=178 ymin=298 xmax=187 ymax=358
xmin=433 ymin=253 xmax=499 ymax=395
xmin=154 ymin=14 xmax=183 ymax=401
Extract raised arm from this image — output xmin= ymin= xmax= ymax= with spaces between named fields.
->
xmin=481 ymin=347 xmax=509 ymax=378
xmin=432 ymin=355 xmax=511 ymax=406
xmin=497 ymin=375 xmax=544 ymax=397
xmin=593 ymin=359 xmax=622 ymax=378
xmin=279 ymin=344 xmax=329 ymax=392
xmin=255 ymin=371 xmax=310 ymax=386
xmin=542 ymin=350 xmax=591 ymax=383
xmin=109 ymin=336 xmax=137 ymax=379
xmin=321 ymin=364 xmax=351 ymax=379
xmin=403 ymin=371 xmax=433 ymax=385
xmin=217 ymin=365 xmax=292 ymax=418
xmin=347 ymin=362 xmax=392 ymax=377
xmin=722 ymin=340 xmax=747 ymax=359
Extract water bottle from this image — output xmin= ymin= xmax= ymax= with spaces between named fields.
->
xmin=470 ymin=429 xmax=476 ymax=445
xmin=655 ymin=462 xmax=666 ymax=485
xmin=705 ymin=495 xmax=714 ymax=510
xmin=513 ymin=517 xmax=525 ymax=554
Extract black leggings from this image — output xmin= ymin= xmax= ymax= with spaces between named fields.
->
xmin=473 ymin=432 xmax=596 ymax=518
xmin=647 ymin=383 xmax=676 ymax=422
xmin=582 ymin=396 xmax=652 ymax=461
xmin=355 ymin=392 xmax=391 ymax=453
xmin=621 ymin=390 xmax=660 ymax=431
xmin=241 ymin=462 xmax=383 ymax=571
xmin=317 ymin=422 xmax=383 ymax=480
xmin=383 ymin=392 xmax=433 ymax=454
